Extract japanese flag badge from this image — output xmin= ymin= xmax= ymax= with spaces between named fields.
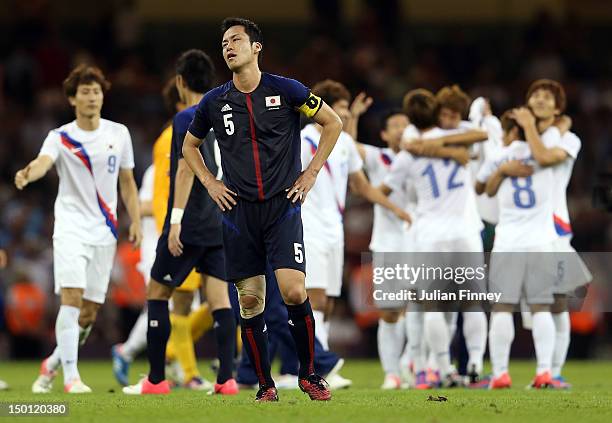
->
xmin=265 ymin=95 xmax=281 ymax=108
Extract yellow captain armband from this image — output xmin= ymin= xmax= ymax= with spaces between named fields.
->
xmin=298 ymin=93 xmax=323 ymax=118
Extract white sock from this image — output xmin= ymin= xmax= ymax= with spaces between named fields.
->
xmin=445 ymin=311 xmax=458 ymax=341
xmin=56 ymin=305 xmax=81 ymax=384
xmin=463 ymin=311 xmax=487 ymax=374
xmin=489 ymin=312 xmax=514 ymax=378
xmin=377 ymin=319 xmax=405 ymax=376
xmin=47 ymin=323 xmax=91 ymax=371
xmin=312 ymin=310 xmax=328 ymax=350
xmin=79 ymin=324 xmax=92 ymax=347
xmin=424 ymin=312 xmax=452 ymax=377
xmin=121 ymin=310 xmax=148 ymax=361
xmin=407 ymin=311 xmax=425 ymax=373
xmin=532 ymin=311 xmax=555 ymax=375
xmin=551 ymin=311 xmax=570 ymax=377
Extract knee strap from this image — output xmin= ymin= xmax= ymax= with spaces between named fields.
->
xmin=235 ymin=276 xmax=266 ymax=319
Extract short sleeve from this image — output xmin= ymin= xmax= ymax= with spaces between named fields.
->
xmin=173 ymin=112 xmax=193 ymax=159
xmin=120 ymin=126 xmax=135 ymax=169
xmin=345 ymin=134 xmax=363 ymax=174
xmin=557 ymin=132 xmax=581 ymax=159
xmin=300 ymin=135 xmax=313 ymax=171
xmin=362 ymin=144 xmax=380 ymax=173
xmin=402 ymin=124 xmax=420 ymax=142
xmin=188 ymin=94 xmax=213 ymax=139
xmin=38 ymin=130 xmax=60 ymax=162
xmin=139 ymin=165 xmax=155 ymax=202
xmin=476 ymin=159 xmax=498 ymax=183
xmin=384 ymin=151 xmax=413 ymax=193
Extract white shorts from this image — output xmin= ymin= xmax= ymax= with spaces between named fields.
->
xmin=553 ymin=237 xmax=593 ymax=294
xmin=53 ymin=238 xmax=117 ymax=304
xmin=489 ymin=243 xmax=557 ymax=305
xmin=304 ymin=237 xmax=344 ymax=298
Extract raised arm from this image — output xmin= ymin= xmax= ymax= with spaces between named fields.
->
xmin=349 ymin=170 xmax=411 ymax=223
xmin=119 ymin=169 xmax=142 ymax=248
xmin=287 ymin=102 xmax=342 ymax=203
xmin=14 ymin=155 xmax=54 ymax=190
xmin=346 ymin=92 xmax=373 ymax=141
xmin=513 ymin=107 xmax=569 ymax=167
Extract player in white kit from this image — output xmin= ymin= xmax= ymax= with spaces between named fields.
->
xmin=519 ymin=80 xmax=592 ymax=388
xmin=16 ymin=65 xmax=142 ymax=394
xmin=433 ymin=86 xmax=500 ymax=387
xmin=356 ymin=109 xmax=412 ymax=389
xmin=476 ymin=109 xmax=562 ymax=389
xmin=300 ymin=80 xmax=411 ymax=388
xmin=381 ymin=89 xmax=485 ymax=389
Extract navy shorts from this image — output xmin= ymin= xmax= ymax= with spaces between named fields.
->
xmin=150 ymin=232 xmax=226 ymax=287
xmin=222 ymin=192 xmax=305 ymax=281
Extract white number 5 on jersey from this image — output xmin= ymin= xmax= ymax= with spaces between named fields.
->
xmin=293 ymin=243 xmax=304 ymax=263
xmin=223 ymin=113 xmax=234 ymax=135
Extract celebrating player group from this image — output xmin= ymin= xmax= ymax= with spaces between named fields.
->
xmin=13 ymin=16 xmax=590 ymax=401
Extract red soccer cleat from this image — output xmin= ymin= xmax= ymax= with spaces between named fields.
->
xmin=530 ymin=371 xmax=553 ymax=389
xmin=123 ymin=377 xmax=171 ymax=395
xmin=255 ymin=385 xmax=279 ymax=402
xmin=298 ymin=374 xmax=331 ymax=401
xmin=489 ymin=372 xmax=512 ymax=389
xmin=214 ymin=378 xmax=239 ymax=395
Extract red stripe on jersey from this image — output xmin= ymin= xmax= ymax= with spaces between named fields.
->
xmin=245 ymin=94 xmax=265 ymax=201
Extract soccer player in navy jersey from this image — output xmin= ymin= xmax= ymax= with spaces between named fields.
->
xmin=123 ymin=50 xmax=237 ymax=396
xmin=182 ymin=17 xmax=343 ymax=401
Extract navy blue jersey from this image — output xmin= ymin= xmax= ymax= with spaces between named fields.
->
xmin=164 ymin=105 xmax=222 ymax=246
xmin=188 ymin=73 xmax=322 ymax=202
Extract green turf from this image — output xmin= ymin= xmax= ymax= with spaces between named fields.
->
xmin=0 ymin=360 xmax=611 ymax=422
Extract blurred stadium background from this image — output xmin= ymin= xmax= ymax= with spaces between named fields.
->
xmin=0 ymin=0 xmax=611 ymax=363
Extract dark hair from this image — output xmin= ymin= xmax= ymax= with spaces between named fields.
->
xmin=162 ymin=77 xmax=181 ymax=116
xmin=380 ymin=109 xmax=406 ymax=130
xmin=62 ymin=64 xmax=111 ymax=98
xmin=500 ymin=109 xmax=526 ymax=141
xmin=175 ymin=49 xmax=215 ymax=93
xmin=311 ymin=79 xmax=351 ymax=107
xmin=436 ymin=84 xmax=471 ymax=118
xmin=221 ymin=17 xmax=263 ymax=44
xmin=526 ymin=79 xmax=566 ymax=113
xmin=402 ymin=89 xmax=437 ymax=130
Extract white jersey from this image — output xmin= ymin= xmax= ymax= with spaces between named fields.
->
xmin=300 ymin=124 xmax=363 ymax=244
xmin=477 ymin=141 xmax=556 ymax=250
xmin=541 ymin=127 xmax=581 ymax=240
xmin=363 ymin=144 xmax=413 ymax=252
xmin=39 ymin=119 xmax=135 ymax=245
xmin=385 ymin=127 xmax=483 ymax=247
xmin=468 ymin=116 xmax=504 ymax=223
xmin=138 ymin=165 xmax=157 ymax=277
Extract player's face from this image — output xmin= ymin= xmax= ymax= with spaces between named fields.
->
xmin=332 ymin=100 xmax=351 ymax=128
xmin=381 ymin=114 xmax=409 ymax=148
xmin=69 ymin=82 xmax=103 ymax=118
xmin=222 ymin=26 xmax=260 ymax=72
xmin=438 ymin=107 xmax=461 ymax=130
xmin=528 ymin=88 xmax=560 ymax=120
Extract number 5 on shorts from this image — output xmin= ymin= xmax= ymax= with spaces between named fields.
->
xmin=294 ymin=243 xmax=304 ymax=263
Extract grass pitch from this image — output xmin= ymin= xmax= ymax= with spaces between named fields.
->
xmin=0 ymin=359 xmax=611 ymax=422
